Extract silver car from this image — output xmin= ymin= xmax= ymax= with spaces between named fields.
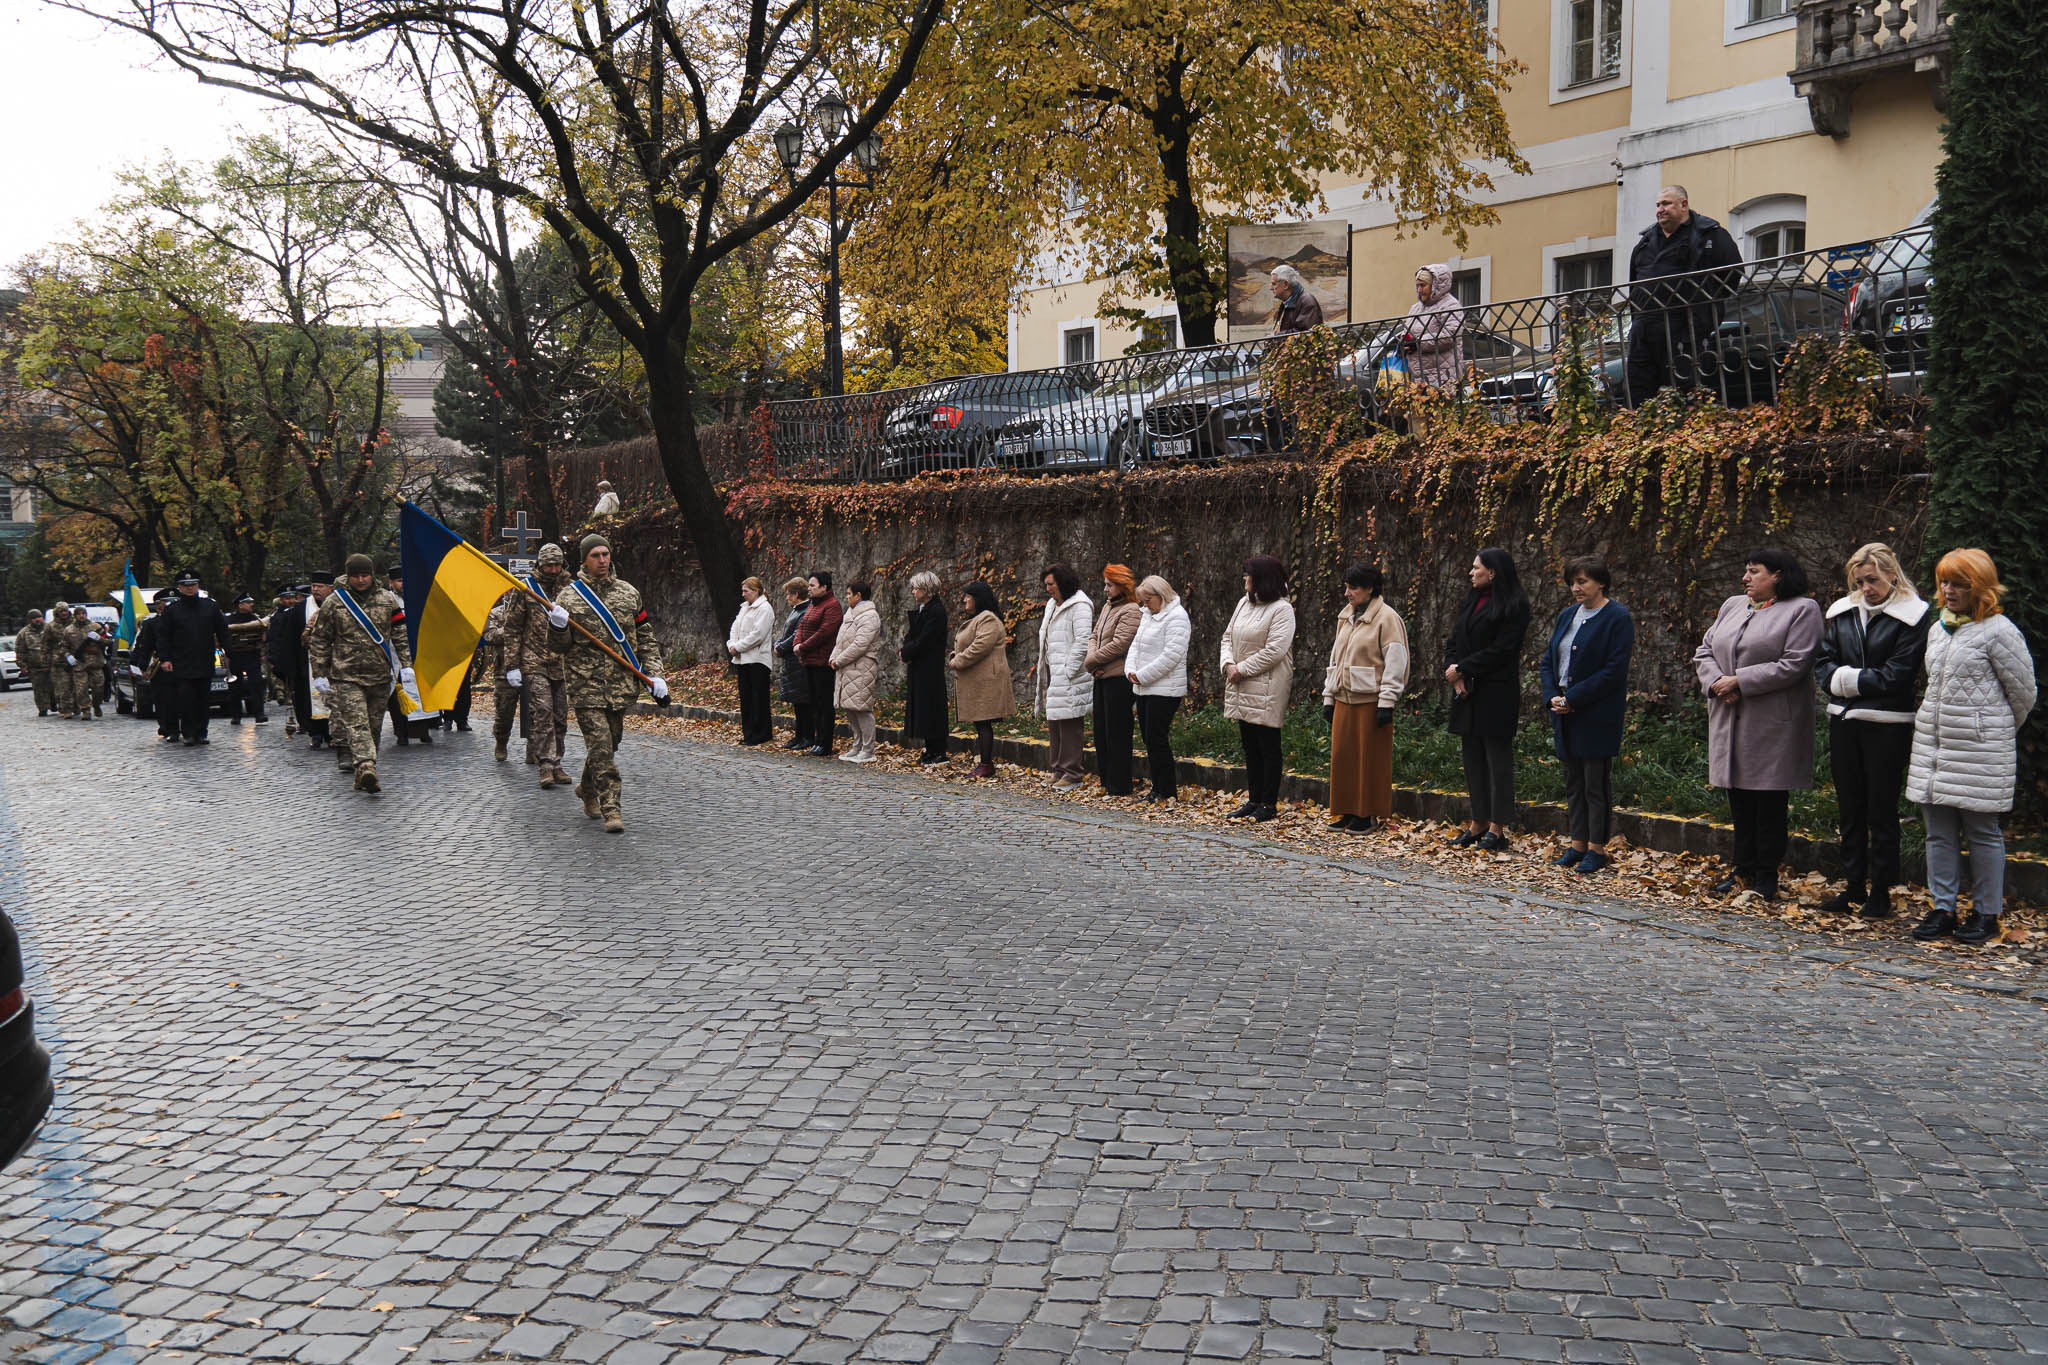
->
xmin=993 ymin=351 xmax=1255 ymax=472
xmin=0 ymin=636 xmax=20 ymax=690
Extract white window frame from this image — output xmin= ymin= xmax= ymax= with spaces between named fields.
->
xmin=1140 ymin=306 xmax=1181 ymax=353
xmin=1724 ymin=0 xmax=1797 ymax=45
xmin=1442 ymin=254 xmax=1492 ymax=307
xmin=1550 ymin=0 xmax=1632 ymax=104
xmin=1540 ymin=236 xmax=1619 ymax=343
xmin=1060 ymin=322 xmax=1099 ymax=368
xmin=1729 ymin=195 xmax=1808 ymax=261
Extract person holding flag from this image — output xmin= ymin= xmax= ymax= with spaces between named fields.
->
xmin=114 ymin=561 xmax=150 ymax=657
xmin=308 ymin=554 xmax=416 ymax=793
xmin=551 ymin=534 xmax=668 ymax=832
xmin=502 ymin=542 xmax=573 ymax=788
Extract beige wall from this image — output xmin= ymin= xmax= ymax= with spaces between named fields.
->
xmin=1669 ymin=9 xmax=1796 ymax=100
xmin=1011 ymin=278 xmax=1170 ymax=373
xmin=1492 ymin=4 xmax=1633 ymax=145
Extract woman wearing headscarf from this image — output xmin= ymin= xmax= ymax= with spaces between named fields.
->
xmin=949 ymin=581 xmax=1014 ymax=779
xmin=1084 ymin=564 xmax=1143 ymax=796
xmin=900 ymin=571 xmax=951 ymax=765
xmin=1398 ymin=263 xmax=1467 ymax=392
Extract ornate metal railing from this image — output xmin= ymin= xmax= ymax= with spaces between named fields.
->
xmin=1791 ymin=0 xmax=1951 ymax=136
xmin=766 ymin=228 xmax=1933 ymax=483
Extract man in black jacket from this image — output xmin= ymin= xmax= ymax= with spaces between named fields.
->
xmin=151 ymin=569 xmax=233 ymax=746
xmin=224 ymin=592 xmax=269 ymax=725
xmin=1625 ymin=186 xmax=1742 ymax=407
xmin=128 ymin=590 xmax=179 ymax=741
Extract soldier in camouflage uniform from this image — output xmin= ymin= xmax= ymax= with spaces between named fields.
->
xmin=60 ymin=606 xmax=109 ymax=720
xmin=483 ymin=592 xmax=523 ymax=762
xmin=307 ymin=553 xmax=415 ymax=793
xmin=46 ymin=605 xmax=77 ymax=717
xmin=504 ymin=541 xmax=573 ymax=788
xmin=549 ymin=533 xmax=668 ymax=832
xmin=15 ymin=610 xmax=53 ymax=716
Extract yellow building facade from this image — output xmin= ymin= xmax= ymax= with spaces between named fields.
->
xmin=1008 ymin=0 xmax=1947 ymax=370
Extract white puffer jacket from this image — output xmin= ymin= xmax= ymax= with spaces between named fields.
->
xmin=1035 ymin=590 xmax=1095 ymax=720
xmin=1905 ymin=614 xmax=2037 ymax=813
xmin=1126 ymin=600 xmax=1191 ymax=697
xmin=725 ymin=594 xmax=777 ymax=668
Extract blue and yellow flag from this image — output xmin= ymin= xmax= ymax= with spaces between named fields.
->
xmin=399 ymin=501 xmax=538 ymax=712
xmin=114 ymin=561 xmax=149 ymax=652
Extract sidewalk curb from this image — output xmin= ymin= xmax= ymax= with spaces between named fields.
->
xmin=637 ymin=701 xmax=2045 ymax=1007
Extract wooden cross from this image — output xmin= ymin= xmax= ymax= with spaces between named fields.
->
xmin=500 ymin=511 xmax=542 ymax=556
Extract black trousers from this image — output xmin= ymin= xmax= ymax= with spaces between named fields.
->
xmin=1462 ymin=733 xmax=1516 ymax=827
xmin=1623 ymin=315 xmax=1707 ymax=407
xmin=1564 ymin=755 xmax=1613 ymax=846
xmin=451 ymin=668 xmax=474 ymax=728
xmin=1830 ymin=716 xmax=1913 ymax=892
xmin=1239 ymin=721 xmax=1283 ymax=807
xmin=171 ymin=676 xmax=213 ymax=740
xmin=1092 ymin=675 xmax=1136 ymax=795
xmin=228 ymin=657 xmax=265 ymax=720
xmin=974 ymin=720 xmax=996 ymax=765
xmin=1728 ymin=787 xmax=1791 ymax=889
xmin=151 ymin=676 xmax=176 ymax=736
xmin=736 ymin=663 xmax=773 ymax=743
xmin=1138 ymin=695 xmax=1180 ymax=797
xmin=804 ymin=665 xmax=836 ymax=749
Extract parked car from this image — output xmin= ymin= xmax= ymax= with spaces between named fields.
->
xmin=1845 ymin=227 xmax=1933 ymax=393
xmin=876 ymin=371 xmax=1096 ymax=477
xmin=993 ymin=350 xmax=1256 ymax=472
xmin=0 ymin=635 xmax=21 ymax=690
xmin=2 ymin=907 xmax=54 ymax=1172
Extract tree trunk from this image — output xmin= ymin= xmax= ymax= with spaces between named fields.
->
xmin=515 ymin=417 xmax=563 ymax=547
xmin=646 ymin=359 xmax=748 ymax=632
xmin=1159 ymin=128 xmax=1222 ymax=349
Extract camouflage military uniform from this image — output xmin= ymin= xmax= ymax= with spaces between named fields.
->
xmin=505 ymin=546 xmax=572 ymax=781
xmin=15 ymin=619 xmax=53 ymax=715
xmin=551 ymin=567 xmax=664 ymax=824
xmin=60 ymin=616 xmax=108 ymax=719
xmin=483 ymin=593 xmax=522 ymax=760
xmin=307 ymin=584 xmax=412 ymax=789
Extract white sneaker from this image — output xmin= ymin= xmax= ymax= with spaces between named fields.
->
xmin=1051 ymin=780 xmax=1081 ymax=791
xmin=845 ymin=750 xmax=877 ymax=764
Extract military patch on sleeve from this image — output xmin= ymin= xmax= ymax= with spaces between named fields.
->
xmin=635 ymin=609 xmax=649 ymax=625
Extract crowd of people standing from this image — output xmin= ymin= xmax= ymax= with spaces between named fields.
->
xmin=730 ymin=542 xmax=2036 ymax=947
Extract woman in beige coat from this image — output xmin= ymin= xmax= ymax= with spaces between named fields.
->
xmin=1323 ymin=563 xmax=1409 ymax=833
xmin=949 ymin=580 xmax=1014 ymax=778
xmin=830 ymin=580 xmax=883 ymax=763
xmin=1221 ymin=554 xmax=1297 ymax=822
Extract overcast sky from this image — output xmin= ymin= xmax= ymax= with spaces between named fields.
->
xmin=0 ymin=5 xmax=270 ymax=276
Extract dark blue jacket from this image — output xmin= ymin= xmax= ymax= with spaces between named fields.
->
xmin=1537 ymin=600 xmax=1635 ymax=759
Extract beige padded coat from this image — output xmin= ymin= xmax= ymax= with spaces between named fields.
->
xmin=1221 ymin=596 xmax=1297 ymax=728
xmin=949 ymin=610 xmax=1016 ymax=723
xmin=829 ymin=599 xmax=883 ymax=711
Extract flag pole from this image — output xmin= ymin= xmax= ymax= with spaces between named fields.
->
xmin=475 ymin=547 xmax=661 ymax=691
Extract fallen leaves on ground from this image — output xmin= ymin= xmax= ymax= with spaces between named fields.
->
xmin=619 ymin=706 xmax=2044 ymax=985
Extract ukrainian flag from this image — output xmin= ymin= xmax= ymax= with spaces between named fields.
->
xmin=399 ymin=501 xmax=537 ymax=712
xmin=114 ymin=561 xmax=149 ymax=652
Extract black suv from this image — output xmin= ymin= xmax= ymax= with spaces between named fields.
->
xmin=2 ymin=908 xmax=53 ymax=1171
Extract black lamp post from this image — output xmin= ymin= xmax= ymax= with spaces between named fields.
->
xmin=775 ymin=88 xmax=883 ymax=398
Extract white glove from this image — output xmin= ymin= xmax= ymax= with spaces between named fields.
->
xmin=648 ymin=678 xmax=668 ymax=702
xmin=399 ymin=667 xmax=415 ymax=686
xmin=547 ymin=604 xmax=570 ymax=629
xmin=505 ymin=668 xmax=523 ymax=689
xmin=1829 ymin=665 xmax=1859 ymax=698
xmin=65 ymin=654 xmax=76 ymax=667
xmin=130 ymin=665 xmax=145 ymax=677
xmin=313 ymin=677 xmax=330 ymax=695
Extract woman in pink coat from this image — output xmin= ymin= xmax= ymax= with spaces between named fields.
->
xmin=1399 ymin=263 xmax=1467 ymax=392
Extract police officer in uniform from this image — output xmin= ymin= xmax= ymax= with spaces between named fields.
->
xmin=154 ymin=569 xmax=233 ymax=745
xmin=307 ymin=554 xmax=414 ymax=793
xmin=128 ymin=590 xmax=179 ymax=741
xmin=550 ymin=533 xmax=668 ymax=832
xmin=225 ymin=592 xmax=269 ymax=724
xmin=15 ymin=611 xmax=53 ymax=716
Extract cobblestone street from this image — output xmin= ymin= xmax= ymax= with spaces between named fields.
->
xmin=3 ymin=691 xmax=2047 ymax=1365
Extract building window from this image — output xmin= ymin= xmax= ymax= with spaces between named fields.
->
xmin=1748 ymin=0 xmax=1789 ymax=20
xmin=1063 ymin=327 xmax=1097 ymax=367
xmin=1566 ymin=0 xmax=1624 ymax=86
xmin=1136 ymin=316 xmax=1178 ymax=353
xmin=1555 ymin=251 xmax=1614 ymax=296
xmin=416 ymin=343 xmax=436 ymax=362
xmin=0 ymin=486 xmax=14 ymax=523
xmin=1450 ymin=270 xmax=1484 ymax=308
xmin=1749 ymin=223 xmax=1806 ymax=260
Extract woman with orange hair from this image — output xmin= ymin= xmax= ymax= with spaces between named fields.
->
xmin=1085 ymin=564 xmax=1143 ymax=795
xmin=1905 ymin=548 xmax=2037 ymax=945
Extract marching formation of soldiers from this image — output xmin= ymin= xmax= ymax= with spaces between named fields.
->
xmin=10 ymin=533 xmax=669 ymax=831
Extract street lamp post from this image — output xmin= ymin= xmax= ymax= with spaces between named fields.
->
xmin=775 ymin=89 xmax=883 ymax=398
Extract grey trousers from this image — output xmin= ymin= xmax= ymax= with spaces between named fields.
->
xmin=1923 ymin=803 xmax=2005 ymax=917
xmin=1564 ymin=756 xmax=1613 ymax=845
xmin=1046 ymin=718 xmax=1086 ymax=781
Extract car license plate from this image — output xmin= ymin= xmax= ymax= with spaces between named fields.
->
xmin=211 ymin=679 xmax=228 ymax=692
xmin=1889 ymin=306 xmax=1931 ymax=335
xmin=999 ymin=438 xmax=1032 ymax=456
xmin=1157 ymin=436 xmax=1193 ymax=457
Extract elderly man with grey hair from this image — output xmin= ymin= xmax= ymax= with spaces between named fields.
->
xmin=1270 ymin=264 xmax=1324 ymax=334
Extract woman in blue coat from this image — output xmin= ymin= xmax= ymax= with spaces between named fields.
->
xmin=1537 ymin=556 xmax=1636 ymax=874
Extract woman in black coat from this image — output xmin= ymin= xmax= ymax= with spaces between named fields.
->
xmin=900 ymin=571 xmax=951 ymax=764
xmin=1445 ymin=547 xmax=1531 ymax=850
xmin=772 ymin=577 xmax=812 ymax=749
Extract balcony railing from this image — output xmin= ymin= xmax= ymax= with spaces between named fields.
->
xmin=765 ymin=228 xmax=1933 ymax=485
xmin=1791 ymin=0 xmax=1951 ymax=137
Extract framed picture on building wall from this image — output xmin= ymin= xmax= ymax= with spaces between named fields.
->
xmin=1225 ymin=221 xmax=1352 ymax=341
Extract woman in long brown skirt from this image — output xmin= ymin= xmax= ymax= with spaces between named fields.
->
xmin=1323 ymin=563 xmax=1410 ymax=832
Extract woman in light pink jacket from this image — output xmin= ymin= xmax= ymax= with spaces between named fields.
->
xmin=1398 ymin=263 xmax=1466 ymax=392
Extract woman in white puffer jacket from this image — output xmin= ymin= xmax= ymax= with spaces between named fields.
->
xmin=1905 ymin=549 xmax=2036 ymax=947
xmin=1033 ymin=563 xmax=1094 ymax=789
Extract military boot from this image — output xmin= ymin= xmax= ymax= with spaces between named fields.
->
xmin=578 ymin=781 xmax=601 ymax=820
xmin=603 ymin=807 xmax=624 ymax=833
xmin=539 ymin=766 xmax=556 ymax=789
xmin=494 ymin=737 xmax=508 ymax=761
xmin=354 ymin=767 xmax=380 ymax=793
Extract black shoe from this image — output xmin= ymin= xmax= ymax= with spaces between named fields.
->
xmin=1550 ymin=848 xmax=1586 ymax=868
xmin=1345 ymin=816 xmax=1380 ymax=836
xmin=1227 ymin=801 xmax=1259 ymax=820
xmin=1751 ymin=879 xmax=1777 ymax=903
xmin=920 ymin=754 xmax=948 ymax=766
xmin=255 ymin=715 xmax=269 ymax=724
xmin=1476 ymin=831 xmax=1509 ymax=852
xmin=230 ymin=718 xmax=242 ymax=726
xmin=1954 ymin=912 xmax=2004 ymax=946
xmin=1451 ymin=830 xmax=1481 ymax=848
xmin=419 ymin=731 xmax=433 ymax=744
xmin=1859 ymin=888 xmax=1895 ymax=920
xmin=1711 ymin=872 xmax=1742 ymax=896
xmin=455 ymin=722 xmax=470 ymax=732
xmin=1251 ymin=805 xmax=1278 ymax=823
xmin=1328 ymin=815 xmax=1355 ymax=830
xmin=1816 ymin=887 xmax=1863 ymax=916
xmin=160 ymin=733 xmax=179 ymax=743
xmin=782 ymin=737 xmax=808 ymax=750
xmin=1143 ymin=791 xmax=1175 ymax=803
xmin=395 ymin=733 xmax=409 ymax=745
xmin=1910 ymin=908 xmax=1957 ymax=940
xmin=182 ymin=738 xmax=199 ymax=747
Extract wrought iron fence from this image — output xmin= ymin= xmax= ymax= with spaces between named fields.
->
xmin=767 ymin=227 xmax=1932 ymax=482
